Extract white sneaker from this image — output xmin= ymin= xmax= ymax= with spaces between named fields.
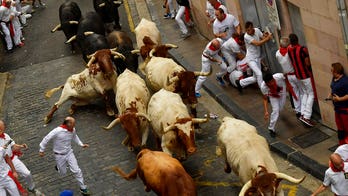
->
xmin=28 ymin=188 xmax=45 ymax=196
xmin=24 ymin=14 xmax=32 ymax=19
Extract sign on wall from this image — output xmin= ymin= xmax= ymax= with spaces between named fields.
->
xmin=265 ymin=0 xmax=281 ymax=30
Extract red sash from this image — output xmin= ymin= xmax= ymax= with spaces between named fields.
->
xmin=8 ymin=170 xmax=28 ymax=195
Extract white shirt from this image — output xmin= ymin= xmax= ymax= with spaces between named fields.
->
xmin=323 ymin=162 xmax=348 ymax=195
xmin=39 ymin=126 xmax=84 ymax=154
xmin=0 ymin=133 xmax=15 ymax=158
xmin=244 ymin=28 xmax=264 ymax=60
xmin=222 ymin=37 xmax=242 ymax=56
xmin=0 ymin=5 xmax=13 ymax=22
xmin=213 ymin=14 xmax=239 ymax=41
xmin=275 ymin=50 xmax=295 ymax=74
xmin=335 ymin=144 xmax=348 ymax=162
xmin=202 ymin=38 xmax=223 ymax=59
xmin=0 ymin=147 xmax=10 ymax=178
xmin=260 ymin=73 xmax=286 ymax=97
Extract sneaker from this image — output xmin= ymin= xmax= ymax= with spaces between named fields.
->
xmin=6 ymin=48 xmax=14 ymax=53
xmin=195 ymin=92 xmax=201 ymax=98
xmin=235 ymin=80 xmax=243 ymax=93
xmin=28 ymin=188 xmax=45 ymax=196
xmin=24 ymin=14 xmax=32 ymax=19
xmin=216 ymin=76 xmax=225 ymax=86
xmin=269 ymin=129 xmax=276 ymax=138
xmin=299 ymin=116 xmax=314 ymax=127
xmin=80 ymin=188 xmax=91 ymax=195
xmin=171 ymin=14 xmax=175 ymax=19
xmin=180 ymin=32 xmax=191 ymax=39
xmin=21 ymin=37 xmax=25 ymax=41
xmin=163 ymin=13 xmax=172 ymax=19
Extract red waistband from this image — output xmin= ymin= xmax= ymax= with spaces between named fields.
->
xmin=285 ymin=72 xmax=295 ymax=75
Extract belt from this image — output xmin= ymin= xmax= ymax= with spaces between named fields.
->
xmin=54 ymin=152 xmax=68 ymax=156
xmin=202 ymin=53 xmax=212 ymax=60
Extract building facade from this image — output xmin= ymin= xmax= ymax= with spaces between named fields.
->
xmin=189 ymin=0 xmax=348 ymax=129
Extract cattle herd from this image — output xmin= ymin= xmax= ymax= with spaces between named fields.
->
xmin=45 ymin=1 xmax=306 ymax=195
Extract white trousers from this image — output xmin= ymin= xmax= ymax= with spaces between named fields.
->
xmin=195 ymin=55 xmax=227 ymax=93
xmin=55 ymin=151 xmax=86 ymax=189
xmin=12 ymin=17 xmax=22 ymax=40
xmin=268 ymin=92 xmax=287 ymax=131
xmin=221 ymin=47 xmax=237 ymax=70
xmin=12 ymin=156 xmax=35 ymax=190
xmin=300 ymin=78 xmax=314 ymax=119
xmin=240 ymin=59 xmax=262 ymax=89
xmin=0 ymin=175 xmax=20 ymax=196
xmin=286 ymin=74 xmax=302 ymax=113
xmin=167 ymin=0 xmax=176 ymax=15
xmin=175 ymin=6 xmax=188 ymax=34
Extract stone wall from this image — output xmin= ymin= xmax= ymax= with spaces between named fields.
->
xmin=287 ymin=0 xmax=348 ymax=128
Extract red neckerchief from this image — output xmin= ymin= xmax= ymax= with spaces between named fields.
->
xmin=0 ymin=133 xmax=5 ymax=139
xmin=184 ymin=7 xmax=190 ymax=23
xmin=329 ymin=161 xmax=345 ymax=172
xmin=268 ymin=80 xmax=282 ymax=98
xmin=234 ymin=37 xmax=240 ymax=45
xmin=279 ymin=47 xmax=287 ymax=56
xmin=11 ymin=150 xmax=23 ymax=159
xmin=218 ymin=14 xmax=226 ymax=22
xmin=1 ymin=1 xmax=10 ymax=8
xmin=209 ymin=43 xmax=218 ymax=51
xmin=60 ymin=124 xmax=73 ymax=132
xmin=213 ymin=2 xmax=222 ymax=9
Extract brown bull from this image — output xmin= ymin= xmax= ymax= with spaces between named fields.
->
xmin=113 ymin=149 xmax=197 ymax=196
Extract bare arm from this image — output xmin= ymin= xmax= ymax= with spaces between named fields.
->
xmin=311 ymin=184 xmax=328 ymax=196
xmin=5 ymin=154 xmax=17 ymax=178
xmin=263 ymin=95 xmax=269 ymax=120
xmin=333 ymin=94 xmax=348 ymax=102
xmin=251 ymin=33 xmax=272 ymax=46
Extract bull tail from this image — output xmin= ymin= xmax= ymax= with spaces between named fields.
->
xmin=112 ymin=166 xmax=137 ymax=180
xmin=45 ymin=85 xmax=64 ymax=99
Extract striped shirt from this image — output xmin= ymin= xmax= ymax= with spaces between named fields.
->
xmin=287 ymin=44 xmax=312 ymax=80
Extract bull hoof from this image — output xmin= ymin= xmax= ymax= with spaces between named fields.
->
xmin=128 ymin=146 xmax=134 ymax=152
xmin=68 ymin=108 xmax=75 ymax=115
xmin=224 ymin=165 xmax=232 ymax=173
xmin=107 ymin=109 xmax=115 ymax=116
xmin=44 ymin=116 xmax=51 ymax=124
xmin=144 ymin=186 xmax=151 ymax=192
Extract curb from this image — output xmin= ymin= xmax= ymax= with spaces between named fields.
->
xmin=0 ymin=72 xmax=9 ymax=114
xmin=137 ymin=0 xmax=327 ymax=181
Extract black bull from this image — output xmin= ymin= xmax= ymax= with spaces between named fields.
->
xmin=93 ymin=0 xmax=122 ymax=31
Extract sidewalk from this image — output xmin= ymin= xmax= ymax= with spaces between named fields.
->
xmin=132 ymin=0 xmax=338 ymax=180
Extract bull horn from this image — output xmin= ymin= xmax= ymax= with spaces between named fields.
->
xmin=274 ymin=172 xmax=306 ymax=184
xmin=65 ymin=35 xmax=76 ymax=44
xmin=102 ymin=118 xmax=121 ymax=130
xmin=149 ymin=48 xmax=156 ymax=58
xmin=136 ymin=113 xmax=151 ymax=122
xmin=238 ymin=180 xmax=252 ymax=196
xmin=164 ymin=125 xmax=177 ymax=132
xmin=86 ymin=56 xmax=96 ymax=68
xmin=194 ymin=66 xmax=213 ymax=76
xmin=111 ymin=51 xmax=126 ymax=60
xmin=192 ymin=116 xmax=209 ymax=124
xmin=164 ymin=44 xmax=178 ymax=49
xmin=51 ymin=24 xmax=61 ymax=33
xmin=87 ymin=51 xmax=97 ymax=59
xmin=98 ymin=2 xmax=106 ymax=7
xmin=113 ymin=0 xmax=122 ymax=4
xmin=84 ymin=31 xmax=94 ymax=36
xmin=110 ymin=48 xmax=118 ymax=51
xmin=168 ymin=76 xmax=179 ymax=84
xmin=131 ymin=49 xmax=140 ymax=54
xmin=68 ymin=20 xmax=79 ymax=25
